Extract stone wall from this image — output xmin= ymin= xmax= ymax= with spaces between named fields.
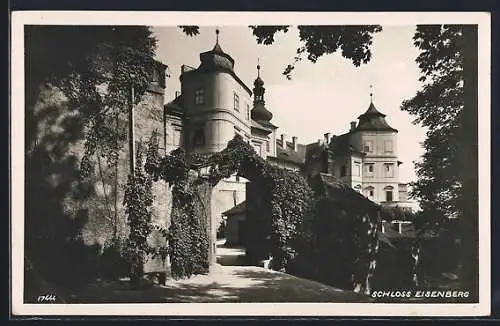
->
xmin=27 ymin=83 xmax=172 ymax=275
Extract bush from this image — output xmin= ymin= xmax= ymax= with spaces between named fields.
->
xmin=99 ymin=238 xmax=130 ymax=281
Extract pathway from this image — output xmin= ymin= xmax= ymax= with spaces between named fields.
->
xmin=65 ymin=240 xmax=369 ymax=303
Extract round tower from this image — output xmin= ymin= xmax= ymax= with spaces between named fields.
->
xmin=180 ymin=28 xmax=252 ymax=153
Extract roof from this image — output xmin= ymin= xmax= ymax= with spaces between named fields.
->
xmin=164 ymin=95 xmax=185 ymax=117
xmin=251 ymin=103 xmax=273 ymax=123
xmin=271 ymin=139 xmax=307 ymax=166
xmin=181 ymin=40 xmax=252 ymax=96
xmin=328 ymin=132 xmax=365 ymax=157
xmin=356 ymin=101 xmax=398 ymax=132
xmin=309 ymin=173 xmax=380 ymax=211
xmin=222 ymin=201 xmax=246 ymax=216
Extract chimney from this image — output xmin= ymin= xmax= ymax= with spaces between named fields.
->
xmin=350 ymin=121 xmax=357 ymax=131
xmin=324 ymin=133 xmax=331 ymax=145
xmin=292 ymin=136 xmax=298 ymax=152
xmin=280 ymin=134 xmax=287 ymax=149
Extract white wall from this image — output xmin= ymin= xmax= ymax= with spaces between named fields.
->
xmin=182 ymin=71 xmax=252 ymax=153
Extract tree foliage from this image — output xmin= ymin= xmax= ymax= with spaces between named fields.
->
xmin=179 ymin=25 xmax=382 ymax=79
xmin=401 ymin=25 xmax=465 ymax=226
xmin=26 ymin=26 xmax=159 ymax=173
xmin=24 ymin=26 xmax=160 ymax=289
xmin=401 ymin=25 xmax=478 ymax=297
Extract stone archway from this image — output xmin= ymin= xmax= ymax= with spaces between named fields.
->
xmin=145 ymin=134 xmax=278 ymax=278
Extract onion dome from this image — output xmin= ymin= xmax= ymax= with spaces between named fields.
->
xmin=198 ymin=28 xmax=235 ymax=72
xmin=251 ymin=62 xmax=273 ymax=123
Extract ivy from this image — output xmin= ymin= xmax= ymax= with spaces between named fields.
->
xmin=122 ymin=144 xmax=155 ymax=284
xmin=145 ymin=134 xmax=314 ymax=277
xmin=145 ymin=133 xmax=382 ymax=294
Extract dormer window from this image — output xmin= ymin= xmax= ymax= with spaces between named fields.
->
xmin=194 ymin=88 xmax=204 ymax=105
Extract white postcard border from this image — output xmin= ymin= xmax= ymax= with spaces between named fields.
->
xmin=10 ymin=11 xmax=491 ymax=317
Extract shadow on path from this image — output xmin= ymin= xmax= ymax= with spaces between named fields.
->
xmin=67 ymin=265 xmax=371 ymax=303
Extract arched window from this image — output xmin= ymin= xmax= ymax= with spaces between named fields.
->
xmin=354 ymin=184 xmax=362 ymax=193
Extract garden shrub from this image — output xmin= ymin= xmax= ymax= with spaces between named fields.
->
xmin=99 ymin=237 xmax=130 ymax=281
xmin=292 ymin=174 xmax=381 ymax=294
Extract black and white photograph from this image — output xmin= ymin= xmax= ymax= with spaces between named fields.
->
xmin=11 ymin=11 xmax=491 ymax=316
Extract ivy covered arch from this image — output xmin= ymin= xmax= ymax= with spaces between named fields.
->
xmin=143 ymin=132 xmax=383 ymax=295
xmin=145 ymin=133 xmax=314 ymax=278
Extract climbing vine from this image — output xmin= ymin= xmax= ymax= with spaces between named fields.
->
xmin=123 ymin=141 xmax=164 ymax=285
xmin=145 ymin=134 xmax=314 ymax=277
xmin=145 ymin=133 xmax=383 ymax=295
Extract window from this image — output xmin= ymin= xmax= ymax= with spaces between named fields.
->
xmin=193 ymin=128 xmax=205 ymax=146
xmin=366 ymin=163 xmax=374 ymax=176
xmin=266 ymin=140 xmax=270 ymax=152
xmin=172 ymin=130 xmax=181 ymax=146
xmin=254 ymin=144 xmax=262 ymax=156
xmin=364 ymin=186 xmax=374 ymax=198
xmin=384 ymin=163 xmax=394 ymax=177
xmin=246 ymin=104 xmax=251 ymax=120
xmin=340 ymin=165 xmax=346 ymax=177
xmin=354 ymin=184 xmax=362 ymax=193
xmin=234 ymin=93 xmax=240 ymax=111
xmin=354 ymin=162 xmax=361 ymax=176
xmin=194 ymin=88 xmax=204 ymax=105
xmin=384 ymin=140 xmax=393 ymax=153
xmin=384 ymin=186 xmax=394 ymax=202
xmin=364 ymin=140 xmax=373 ymax=152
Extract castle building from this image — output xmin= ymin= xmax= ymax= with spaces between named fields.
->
xmin=163 ymin=30 xmax=305 ymax=247
xmin=160 ymin=30 xmax=414 ymax=246
xmin=303 ymin=90 xmax=414 ymax=212
xmin=28 ymin=28 xmax=415 ymax=272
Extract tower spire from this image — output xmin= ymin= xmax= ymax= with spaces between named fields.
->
xmin=215 ymin=27 xmax=220 ymax=44
xmin=369 ymin=84 xmax=373 ymax=103
xmin=257 ymin=58 xmax=261 ymax=77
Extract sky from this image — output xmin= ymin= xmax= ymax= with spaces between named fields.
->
xmin=152 ymin=25 xmax=427 ymax=184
